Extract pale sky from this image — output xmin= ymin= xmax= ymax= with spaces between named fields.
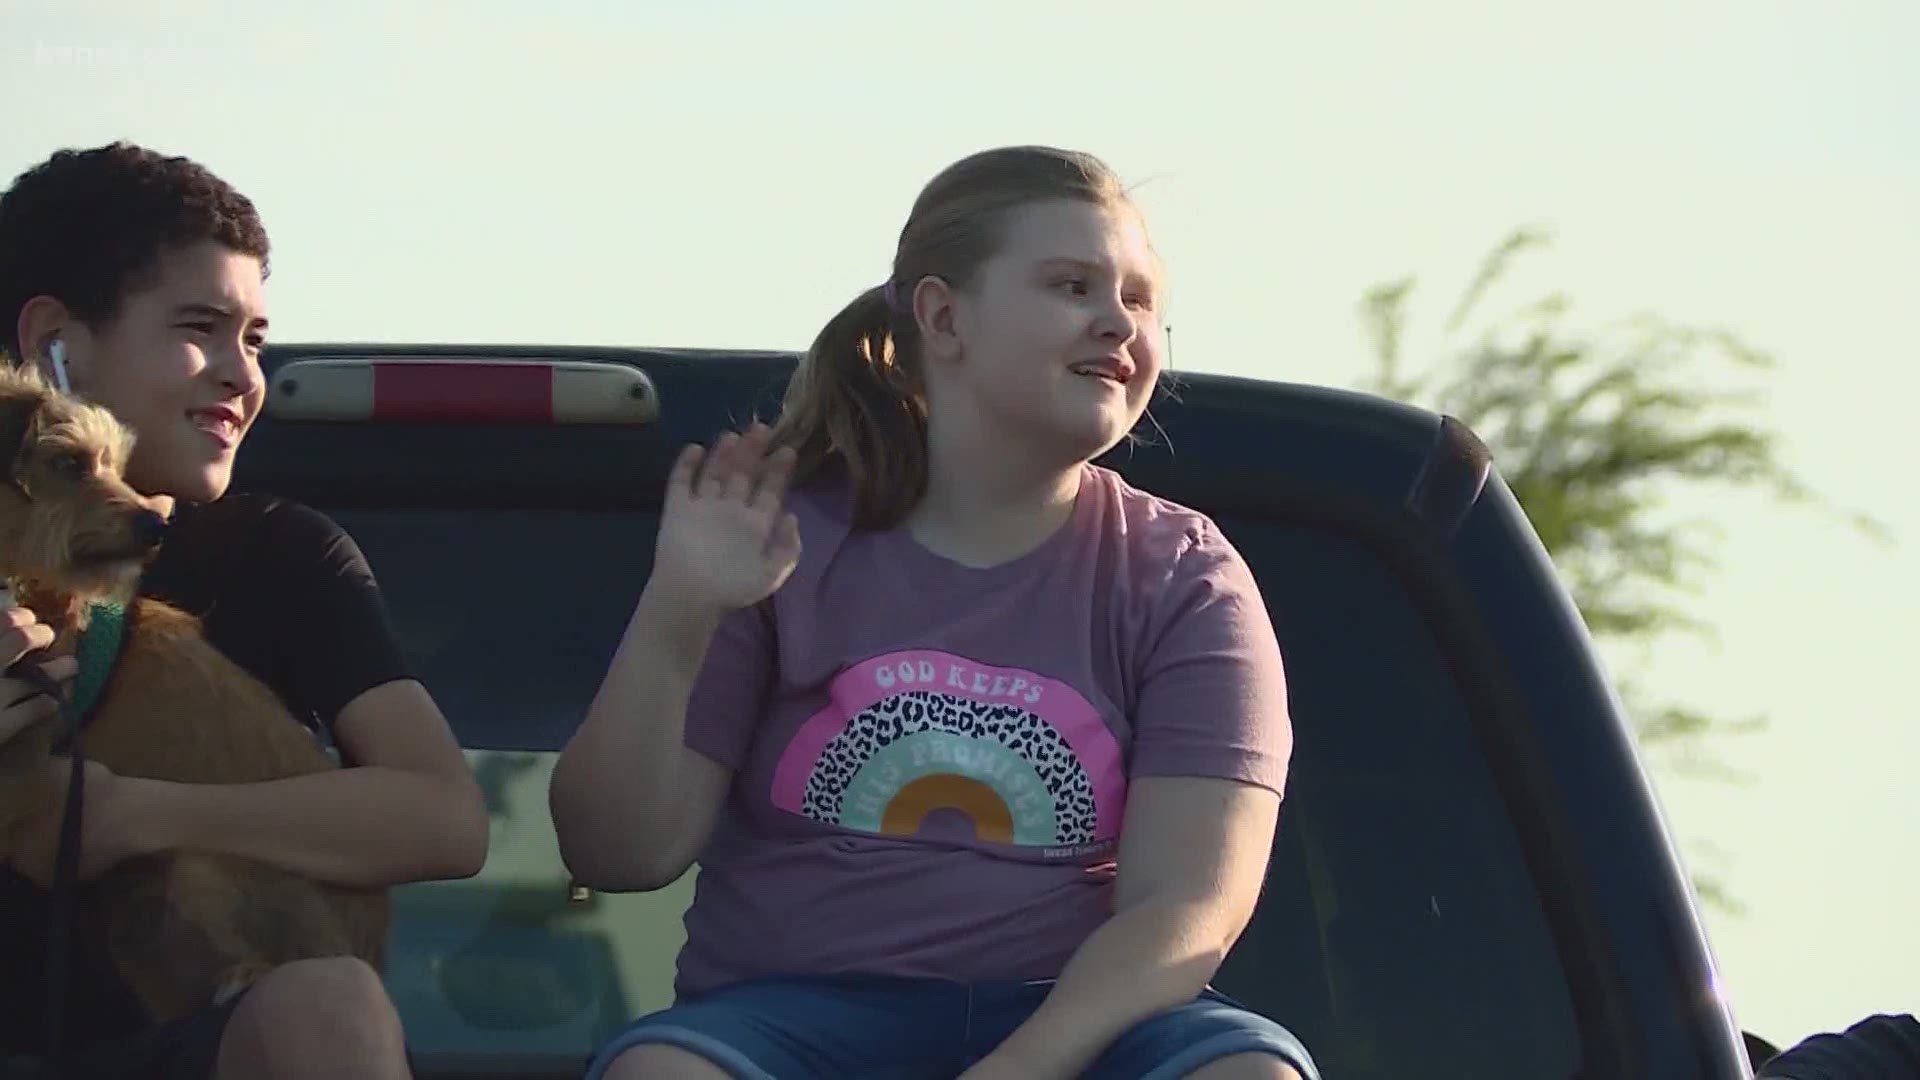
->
xmin=4 ymin=0 xmax=1915 ymax=1051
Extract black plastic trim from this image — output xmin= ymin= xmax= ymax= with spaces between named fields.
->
xmin=1405 ymin=415 xmax=1494 ymax=539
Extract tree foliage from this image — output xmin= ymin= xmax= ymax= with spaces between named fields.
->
xmin=1357 ymin=226 xmax=1885 ymax=910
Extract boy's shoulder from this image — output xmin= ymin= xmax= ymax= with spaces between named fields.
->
xmin=168 ymin=492 xmax=349 ymax=552
xmin=148 ymin=493 xmax=364 ymax=606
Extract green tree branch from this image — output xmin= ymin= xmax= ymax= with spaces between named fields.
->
xmin=1358 ymin=225 xmax=1888 ymax=911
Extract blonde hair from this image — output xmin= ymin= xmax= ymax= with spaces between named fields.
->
xmin=771 ymin=146 xmax=1131 ymax=529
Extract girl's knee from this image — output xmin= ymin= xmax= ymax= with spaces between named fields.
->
xmin=601 ymin=1041 xmax=733 ymax=1080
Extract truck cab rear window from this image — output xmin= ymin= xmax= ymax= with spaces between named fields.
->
xmin=329 ymin=505 xmax=1581 ymax=1079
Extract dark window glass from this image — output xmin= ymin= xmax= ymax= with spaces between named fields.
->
xmin=329 ymin=507 xmax=1580 ymax=1077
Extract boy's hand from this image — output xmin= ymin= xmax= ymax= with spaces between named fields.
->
xmin=0 ymin=605 xmax=76 ymax=748
xmin=3 ymin=758 xmax=160 ymax=887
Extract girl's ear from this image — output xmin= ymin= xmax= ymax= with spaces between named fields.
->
xmin=912 ymin=276 xmax=963 ymax=367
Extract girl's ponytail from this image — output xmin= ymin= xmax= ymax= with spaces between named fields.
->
xmin=771 ymin=145 xmax=1129 ymax=530
xmin=771 ymin=284 xmax=928 ymax=530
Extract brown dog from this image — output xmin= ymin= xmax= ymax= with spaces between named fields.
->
xmin=0 ymin=363 xmax=388 ymax=1024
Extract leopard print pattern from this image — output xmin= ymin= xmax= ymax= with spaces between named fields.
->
xmin=800 ymin=690 xmax=1101 ymax=845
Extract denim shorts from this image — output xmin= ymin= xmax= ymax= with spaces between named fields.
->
xmin=584 ymin=975 xmax=1319 ymax=1080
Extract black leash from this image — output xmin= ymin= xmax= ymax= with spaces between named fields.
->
xmin=8 ymin=657 xmax=88 ymax=1076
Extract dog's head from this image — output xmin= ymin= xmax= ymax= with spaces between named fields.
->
xmin=0 ymin=364 xmax=168 ymax=601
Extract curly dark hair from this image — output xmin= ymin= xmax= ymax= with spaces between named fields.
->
xmin=0 ymin=141 xmax=270 ymax=360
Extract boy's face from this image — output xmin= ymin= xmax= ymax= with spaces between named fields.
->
xmin=63 ymin=241 xmax=269 ymax=504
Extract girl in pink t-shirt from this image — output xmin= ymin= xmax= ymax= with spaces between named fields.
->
xmin=553 ymin=146 xmax=1316 ymax=1080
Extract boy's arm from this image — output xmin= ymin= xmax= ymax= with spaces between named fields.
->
xmin=54 ymin=498 xmax=484 ymax=888
xmin=135 ymin=678 xmax=487 ymax=886
xmin=10 ymin=678 xmax=487 ymax=889
xmin=125 ymin=498 xmax=490 ymax=886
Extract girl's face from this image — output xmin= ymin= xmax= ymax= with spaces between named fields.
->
xmin=58 ymin=240 xmax=269 ymax=505
xmin=921 ymin=198 xmax=1165 ymax=468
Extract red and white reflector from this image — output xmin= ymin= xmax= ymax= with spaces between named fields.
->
xmin=266 ymin=357 xmax=658 ymax=425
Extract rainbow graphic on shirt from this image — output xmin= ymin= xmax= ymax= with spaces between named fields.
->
xmin=769 ymin=650 xmax=1126 ymax=855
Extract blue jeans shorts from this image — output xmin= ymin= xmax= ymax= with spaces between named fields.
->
xmin=584 ymin=975 xmax=1320 ymax=1080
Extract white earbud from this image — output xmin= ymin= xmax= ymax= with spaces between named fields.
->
xmin=47 ymin=337 xmax=70 ymax=393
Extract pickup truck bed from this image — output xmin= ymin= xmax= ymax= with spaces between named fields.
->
xmin=132 ymin=345 xmax=1766 ymax=1077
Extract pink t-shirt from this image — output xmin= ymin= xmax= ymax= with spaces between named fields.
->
xmin=674 ymin=463 xmax=1292 ymax=996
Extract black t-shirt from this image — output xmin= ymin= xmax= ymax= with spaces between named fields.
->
xmin=0 ymin=493 xmax=413 ymax=1054
xmin=1756 ymin=1014 xmax=1920 ymax=1080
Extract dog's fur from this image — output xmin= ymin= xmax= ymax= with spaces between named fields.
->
xmin=0 ymin=364 xmax=387 ymax=1024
